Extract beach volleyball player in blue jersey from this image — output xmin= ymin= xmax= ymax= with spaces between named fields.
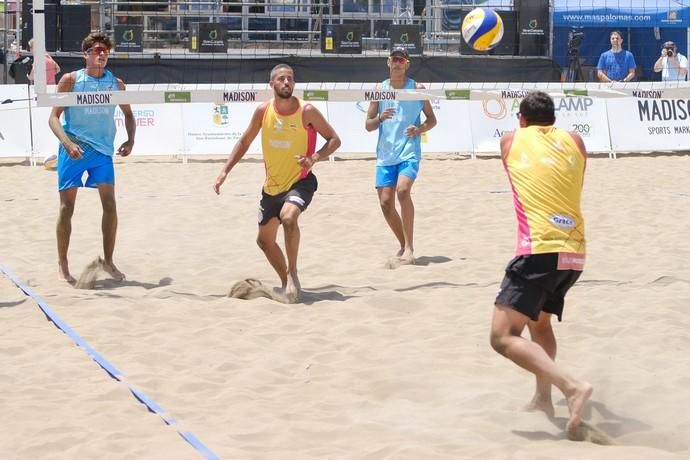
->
xmin=365 ymin=47 xmax=437 ymax=268
xmin=48 ymin=32 xmax=136 ymax=284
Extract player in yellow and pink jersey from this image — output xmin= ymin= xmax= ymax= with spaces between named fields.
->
xmin=214 ymin=64 xmax=341 ymax=303
xmin=489 ymin=91 xmax=592 ymax=438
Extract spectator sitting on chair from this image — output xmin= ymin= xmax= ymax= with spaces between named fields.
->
xmin=27 ymin=38 xmax=61 ymax=85
xmin=653 ymin=41 xmax=688 ymax=82
xmin=597 ymin=30 xmax=636 ymax=82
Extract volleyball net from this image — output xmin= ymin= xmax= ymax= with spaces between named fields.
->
xmin=9 ymin=0 xmax=690 ymax=161
xmin=27 ymin=0 xmax=690 ymax=107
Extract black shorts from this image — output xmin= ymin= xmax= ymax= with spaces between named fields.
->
xmin=258 ymin=172 xmax=318 ymax=226
xmin=494 ymin=253 xmax=582 ymax=322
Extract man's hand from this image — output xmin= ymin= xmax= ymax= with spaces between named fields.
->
xmin=296 ymin=155 xmax=317 ymax=170
xmin=63 ymin=139 xmax=83 ymax=160
xmin=405 ymin=125 xmax=421 ymax=138
xmin=379 ymin=107 xmax=396 ymax=122
xmin=117 ymin=140 xmax=134 ymax=157
xmin=213 ymin=171 xmax=227 ymax=195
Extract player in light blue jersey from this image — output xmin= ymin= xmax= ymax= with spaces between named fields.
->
xmin=48 ymin=32 xmax=136 ymax=284
xmin=365 ymin=46 xmax=436 ymax=268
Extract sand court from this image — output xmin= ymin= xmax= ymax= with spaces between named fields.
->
xmin=1 ymin=154 xmax=689 ymax=458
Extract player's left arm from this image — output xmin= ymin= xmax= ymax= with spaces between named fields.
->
xmin=407 ymin=82 xmax=437 ymax=137
xmin=116 ymin=78 xmax=135 ymax=157
xmin=298 ymin=104 xmax=341 ymax=169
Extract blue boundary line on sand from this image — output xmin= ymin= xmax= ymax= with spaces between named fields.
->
xmin=0 ymin=263 xmax=220 ymax=460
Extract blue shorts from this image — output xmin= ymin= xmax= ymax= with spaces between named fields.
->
xmin=375 ymin=159 xmax=420 ymax=188
xmin=57 ymin=143 xmax=114 ymax=191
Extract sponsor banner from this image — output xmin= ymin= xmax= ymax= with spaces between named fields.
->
xmin=425 ymin=100 xmax=474 ymax=154
xmin=516 ymin=0 xmax=550 ymax=56
xmin=115 ymin=25 xmax=144 ymax=53
xmin=0 ymin=85 xmax=33 ymax=158
xmin=389 ymin=25 xmax=422 ymax=56
xmin=32 ymin=106 xmax=60 ymax=159
xmin=330 ymin=102 xmax=374 ymax=153
xmin=303 ymin=90 xmax=329 ymax=101
xmin=114 ymin=104 xmax=185 ymax=156
xmin=469 ymin=95 xmax=610 ymax=153
xmin=165 ymin=92 xmax=192 ymax=103
xmin=182 ymin=103 xmax=262 ymax=155
xmin=608 ymin=97 xmax=690 ymax=151
xmin=330 ymin=99 xmax=473 ymax=155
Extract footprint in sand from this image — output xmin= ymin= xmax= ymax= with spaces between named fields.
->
xmin=567 ymin=421 xmax=616 ymax=445
xmin=383 ymin=256 xmax=416 ymax=269
xmin=228 ymin=278 xmax=296 ymax=303
xmin=74 ymin=257 xmax=105 ymax=290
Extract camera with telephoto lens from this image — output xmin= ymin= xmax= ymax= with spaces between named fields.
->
xmin=666 ymin=47 xmax=674 ymax=57
xmin=567 ymin=31 xmax=585 ymax=55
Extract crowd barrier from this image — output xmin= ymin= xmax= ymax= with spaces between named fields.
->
xmin=2 ymin=83 xmax=690 ymax=162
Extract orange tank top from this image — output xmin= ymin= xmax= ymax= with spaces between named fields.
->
xmin=504 ymin=125 xmax=586 ymax=265
xmin=261 ymin=98 xmax=316 ymax=195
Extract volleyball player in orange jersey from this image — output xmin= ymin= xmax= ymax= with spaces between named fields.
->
xmin=214 ymin=64 xmax=341 ymax=302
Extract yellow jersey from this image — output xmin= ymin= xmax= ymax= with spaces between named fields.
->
xmin=261 ymin=98 xmax=316 ymax=195
xmin=504 ymin=125 xmax=586 ymax=267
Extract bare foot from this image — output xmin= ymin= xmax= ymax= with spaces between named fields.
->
xmin=524 ymin=394 xmax=555 ymax=418
xmin=102 ymin=261 xmax=125 ymax=281
xmin=565 ymin=382 xmax=593 ymax=434
xmin=285 ymin=271 xmax=301 ymax=303
xmin=58 ymin=264 xmax=76 ymax=285
xmin=58 ymin=261 xmax=76 ymax=284
xmin=395 ymin=247 xmax=405 ymax=257
xmin=399 ymin=250 xmax=415 ymax=265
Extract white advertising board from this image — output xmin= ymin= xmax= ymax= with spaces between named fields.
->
xmin=0 ymin=85 xmax=33 ymax=158
xmin=607 ymin=97 xmax=690 ymax=152
xmin=468 ymin=94 xmax=611 ymax=154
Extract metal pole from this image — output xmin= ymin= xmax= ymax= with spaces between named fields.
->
xmin=3 ymin=0 xmax=8 ymax=84
xmin=33 ymin=0 xmax=46 ymax=95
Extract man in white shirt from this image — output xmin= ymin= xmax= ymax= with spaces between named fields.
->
xmin=654 ymin=41 xmax=688 ymax=81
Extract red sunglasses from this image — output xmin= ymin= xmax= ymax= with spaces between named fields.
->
xmin=85 ymin=45 xmax=110 ymax=56
xmin=389 ymin=56 xmax=409 ymax=64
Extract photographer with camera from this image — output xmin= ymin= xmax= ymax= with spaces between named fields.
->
xmin=597 ymin=30 xmax=636 ymax=83
xmin=653 ymin=41 xmax=687 ymax=81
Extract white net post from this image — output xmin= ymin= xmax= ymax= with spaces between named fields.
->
xmin=31 ymin=0 xmax=47 ymax=95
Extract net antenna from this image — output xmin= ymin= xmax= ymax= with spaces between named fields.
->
xmin=31 ymin=0 xmax=48 ymax=95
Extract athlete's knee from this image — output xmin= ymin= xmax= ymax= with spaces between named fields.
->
xmin=379 ymin=197 xmax=395 ymax=215
xmin=280 ymin=212 xmax=299 ymax=229
xmin=100 ymin=194 xmax=117 ymax=214
xmin=58 ymin=200 xmax=75 ymax=219
xmin=396 ymin=187 xmax=412 ymax=202
xmin=256 ymin=236 xmax=272 ymax=251
xmin=490 ymin=331 xmax=509 ymax=356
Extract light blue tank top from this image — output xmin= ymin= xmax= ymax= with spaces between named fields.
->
xmin=376 ymin=78 xmax=424 ymax=166
xmin=64 ymin=69 xmax=119 ymax=156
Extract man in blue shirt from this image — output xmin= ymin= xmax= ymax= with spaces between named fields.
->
xmin=365 ymin=47 xmax=436 ymax=268
xmin=48 ymin=32 xmax=136 ymax=284
xmin=597 ymin=30 xmax=636 ymax=82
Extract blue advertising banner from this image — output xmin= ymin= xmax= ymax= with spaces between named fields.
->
xmin=554 ymin=0 xmax=690 ymax=28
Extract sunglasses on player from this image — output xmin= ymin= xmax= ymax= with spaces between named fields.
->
xmin=85 ymin=45 xmax=110 ymax=56
xmin=389 ymin=56 xmax=409 ymax=64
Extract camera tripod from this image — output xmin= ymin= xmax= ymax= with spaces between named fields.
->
xmin=565 ymin=51 xmax=585 ymax=82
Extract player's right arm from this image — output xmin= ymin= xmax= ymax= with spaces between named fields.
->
xmin=214 ymin=102 xmax=267 ymax=194
xmin=48 ymin=72 xmax=82 ymax=159
xmin=365 ymin=101 xmax=381 ymax=132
